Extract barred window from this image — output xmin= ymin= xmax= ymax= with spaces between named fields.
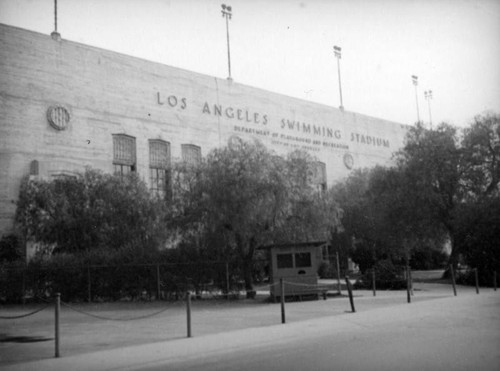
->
xmin=149 ymin=140 xmax=170 ymax=169
xmin=149 ymin=140 xmax=171 ymax=198
xmin=113 ymin=134 xmax=136 ymax=175
xmin=181 ymin=144 xmax=202 ymax=165
xmin=29 ymin=160 xmax=39 ymax=176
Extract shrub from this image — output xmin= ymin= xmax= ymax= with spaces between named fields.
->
xmin=0 ymin=234 xmax=23 ymax=262
xmin=354 ymin=259 xmax=407 ymax=290
xmin=318 ymin=261 xmax=335 ymax=279
xmin=0 ymin=261 xmax=26 ymax=303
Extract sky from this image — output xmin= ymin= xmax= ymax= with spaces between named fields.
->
xmin=0 ymin=0 xmax=499 ymax=128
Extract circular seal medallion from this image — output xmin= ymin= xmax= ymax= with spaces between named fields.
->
xmin=343 ymin=153 xmax=354 ymax=170
xmin=228 ymin=135 xmax=243 ymax=150
xmin=47 ymin=106 xmax=70 ymax=131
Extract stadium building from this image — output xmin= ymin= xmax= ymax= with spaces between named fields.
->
xmin=0 ymin=23 xmax=410 ymax=237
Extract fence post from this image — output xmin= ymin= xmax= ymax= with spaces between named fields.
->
xmin=226 ymin=262 xmax=230 ymax=300
xmin=335 ymin=251 xmax=342 ymax=295
xmin=280 ymin=278 xmax=286 ymax=324
xmin=406 ymin=266 xmax=411 ymax=303
xmin=156 ymin=264 xmax=161 ymax=300
xmin=87 ymin=266 xmax=91 ymax=303
xmin=409 ymin=268 xmax=414 ymax=296
xmin=474 ymin=268 xmax=480 ymax=294
xmin=450 ymin=264 xmax=457 ymax=296
xmin=494 ymin=271 xmax=497 ymax=292
xmin=345 ymin=276 xmax=355 ymax=313
xmin=371 ymin=269 xmax=376 ymax=297
xmin=186 ymin=292 xmax=192 ymax=338
xmin=55 ymin=292 xmax=60 ymax=358
xmin=22 ymin=268 xmax=26 ymax=305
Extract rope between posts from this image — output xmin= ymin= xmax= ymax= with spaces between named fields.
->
xmin=281 ymin=280 xmax=333 ymax=290
xmin=0 ymin=304 xmax=51 ymax=319
xmin=60 ymin=301 xmax=172 ymax=321
xmin=259 ymin=282 xmax=280 ymax=290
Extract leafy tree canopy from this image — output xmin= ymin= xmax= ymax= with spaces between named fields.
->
xmin=334 ymin=114 xmax=500 ymax=273
xmin=15 ymin=169 xmax=170 ymax=254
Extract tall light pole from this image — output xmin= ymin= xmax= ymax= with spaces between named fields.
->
xmin=411 ymin=75 xmax=420 ymax=124
xmin=221 ymin=4 xmax=233 ymax=81
xmin=333 ymin=45 xmax=344 ymax=111
xmin=424 ymin=90 xmax=433 ymax=129
xmin=50 ymin=0 xmax=61 ymax=41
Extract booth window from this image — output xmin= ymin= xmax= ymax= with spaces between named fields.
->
xmin=149 ymin=139 xmax=171 ymax=198
xmin=113 ymin=134 xmax=136 ymax=175
xmin=295 ymin=252 xmax=312 ymax=268
xmin=277 ymin=253 xmax=294 ymax=269
xmin=182 ymin=144 xmax=202 ymax=165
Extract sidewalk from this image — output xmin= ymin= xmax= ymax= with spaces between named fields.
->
xmin=2 ymin=284 xmax=498 ymax=371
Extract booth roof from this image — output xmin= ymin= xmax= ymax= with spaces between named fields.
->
xmin=258 ymin=241 xmax=329 ymax=250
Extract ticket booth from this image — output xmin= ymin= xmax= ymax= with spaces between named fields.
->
xmin=261 ymin=241 xmax=328 ymax=301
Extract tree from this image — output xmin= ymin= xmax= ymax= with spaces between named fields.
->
xmin=173 ymin=141 xmax=341 ymax=294
xmin=393 ymin=122 xmax=462 ymax=266
xmin=15 ymin=169 xmax=170 ymax=254
xmin=333 ymin=157 xmax=449 ymax=272
xmin=395 ymin=116 xmax=500 ymax=269
xmin=453 ymin=198 xmax=500 ymax=284
xmin=461 ymin=113 xmax=500 ymax=198
xmin=456 ymin=113 xmax=500 ymax=281
xmin=332 ymin=167 xmax=403 ymax=272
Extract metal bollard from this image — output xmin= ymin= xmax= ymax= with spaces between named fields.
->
xmin=186 ymin=292 xmax=192 ymax=338
xmin=280 ymin=278 xmax=286 ymax=324
xmin=372 ymin=269 xmax=376 ymax=297
xmin=345 ymin=276 xmax=355 ymax=313
xmin=474 ymin=268 xmax=480 ymax=294
xmin=450 ymin=264 xmax=457 ymax=296
xmin=406 ymin=266 xmax=411 ymax=303
xmin=55 ymin=292 xmax=60 ymax=358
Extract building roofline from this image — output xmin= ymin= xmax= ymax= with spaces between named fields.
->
xmin=0 ymin=22 xmax=406 ymax=128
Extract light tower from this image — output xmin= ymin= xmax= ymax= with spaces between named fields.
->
xmin=424 ymin=90 xmax=433 ymax=129
xmin=221 ymin=4 xmax=233 ymax=81
xmin=333 ymin=45 xmax=344 ymax=111
xmin=50 ymin=0 xmax=61 ymax=41
xmin=411 ymin=75 xmax=420 ymax=124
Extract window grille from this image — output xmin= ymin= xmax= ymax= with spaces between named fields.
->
xmin=29 ymin=160 xmax=39 ymax=176
xmin=149 ymin=140 xmax=171 ymax=198
xmin=312 ymin=161 xmax=327 ymax=191
xmin=113 ymin=134 xmax=136 ymax=175
xmin=149 ymin=140 xmax=170 ymax=169
xmin=181 ymin=144 xmax=202 ymax=165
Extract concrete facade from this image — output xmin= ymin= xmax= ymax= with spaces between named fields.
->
xmin=0 ymin=24 xmax=410 ymax=237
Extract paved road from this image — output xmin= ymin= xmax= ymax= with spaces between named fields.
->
xmin=4 ymin=288 xmax=499 ymax=371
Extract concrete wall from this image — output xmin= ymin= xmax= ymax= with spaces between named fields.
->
xmin=0 ymin=23 xmax=410 ymax=237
